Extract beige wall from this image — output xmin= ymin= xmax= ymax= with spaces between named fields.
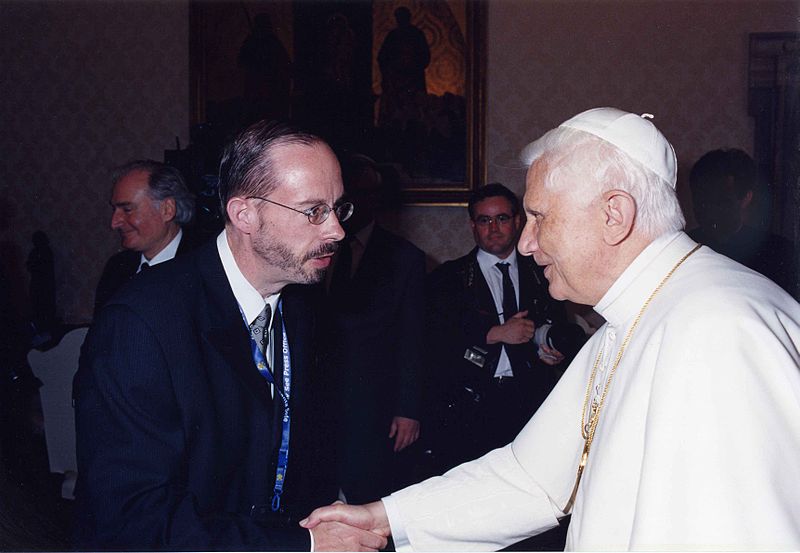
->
xmin=1 ymin=0 xmax=797 ymax=323
xmin=1 ymin=1 xmax=190 ymax=324
xmin=390 ymin=0 xmax=800 ymax=270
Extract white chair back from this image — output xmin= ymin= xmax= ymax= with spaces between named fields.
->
xmin=27 ymin=326 xmax=88 ymax=499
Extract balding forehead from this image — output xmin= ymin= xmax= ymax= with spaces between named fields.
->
xmin=525 ymin=153 xmax=596 ymax=211
xmin=523 ymin=158 xmax=549 ymax=208
xmin=112 ymin=168 xmax=151 ymax=197
xmin=526 ymin=156 xmax=550 ymax=189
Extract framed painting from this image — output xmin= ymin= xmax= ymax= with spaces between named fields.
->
xmin=368 ymin=1 xmax=486 ymax=205
xmin=190 ymin=0 xmax=486 ymax=206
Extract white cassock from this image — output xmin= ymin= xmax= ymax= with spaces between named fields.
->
xmin=383 ymin=231 xmax=800 ymax=551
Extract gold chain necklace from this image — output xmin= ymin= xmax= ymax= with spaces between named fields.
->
xmin=562 ymin=244 xmax=701 ymax=513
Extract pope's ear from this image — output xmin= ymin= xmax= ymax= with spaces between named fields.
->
xmin=601 ymin=189 xmax=636 ymax=246
xmin=226 ymin=197 xmax=258 ymax=234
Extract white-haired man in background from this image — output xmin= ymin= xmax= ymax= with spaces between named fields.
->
xmin=300 ymin=107 xmax=800 ymax=551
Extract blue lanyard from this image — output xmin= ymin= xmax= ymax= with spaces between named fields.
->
xmin=241 ymin=301 xmax=292 ymax=512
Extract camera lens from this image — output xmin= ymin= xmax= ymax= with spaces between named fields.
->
xmin=545 ymin=323 xmax=587 ymax=357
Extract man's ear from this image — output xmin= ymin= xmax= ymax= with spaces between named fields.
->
xmin=227 ymin=197 xmax=259 ymax=235
xmin=160 ymin=197 xmax=177 ymax=222
xmin=601 ymin=189 xmax=636 ymax=246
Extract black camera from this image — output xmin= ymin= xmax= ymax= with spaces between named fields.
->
xmin=533 ymin=322 xmax=586 ymax=359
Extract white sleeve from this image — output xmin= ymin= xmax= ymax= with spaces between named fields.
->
xmin=384 ymin=445 xmax=561 ymax=551
xmin=382 ymin=495 xmax=411 ymax=551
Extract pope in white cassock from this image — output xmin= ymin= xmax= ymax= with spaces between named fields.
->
xmin=301 ymin=107 xmax=800 ymax=551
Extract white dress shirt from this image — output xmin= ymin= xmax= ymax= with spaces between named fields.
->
xmin=137 ymin=228 xmax=183 ymax=273
xmin=476 ymin=248 xmax=519 ymax=378
xmin=216 ymin=230 xmax=280 ymax=397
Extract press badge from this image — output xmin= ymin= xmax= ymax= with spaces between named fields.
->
xmin=464 ymin=346 xmax=488 ymax=368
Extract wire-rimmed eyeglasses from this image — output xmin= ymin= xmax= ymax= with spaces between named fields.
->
xmin=473 ymin=214 xmax=513 ymax=227
xmin=247 ymin=196 xmax=354 ymax=225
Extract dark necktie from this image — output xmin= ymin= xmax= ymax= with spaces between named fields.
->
xmin=496 ymin=262 xmax=518 ymax=321
xmin=139 ymin=262 xmax=150 ymax=272
xmin=249 ymin=303 xmax=272 ymax=359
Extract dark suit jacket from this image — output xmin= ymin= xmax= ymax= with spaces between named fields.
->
xmin=74 ymin=240 xmax=337 ymax=550
xmin=93 ymin=230 xmax=201 ymax=318
xmin=428 ymin=248 xmax=565 ymax=385
xmin=425 ymin=248 xmax=567 ymax=454
xmin=688 ymin=224 xmax=797 ymax=295
xmin=319 ymin=225 xmax=425 ymax=502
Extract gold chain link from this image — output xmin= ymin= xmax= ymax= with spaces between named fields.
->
xmin=563 ymin=244 xmax=701 ymax=513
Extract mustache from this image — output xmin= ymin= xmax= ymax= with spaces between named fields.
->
xmin=305 ymin=242 xmax=339 ymax=261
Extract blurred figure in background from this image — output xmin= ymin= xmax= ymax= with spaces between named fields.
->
xmin=320 ymin=153 xmax=426 ymax=504
xmin=688 ymin=148 xmax=796 ymax=294
xmin=94 ymin=160 xmax=197 ymax=317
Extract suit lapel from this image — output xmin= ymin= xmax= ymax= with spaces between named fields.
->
xmin=175 ymin=233 xmax=190 ymax=256
xmin=279 ymin=286 xmax=310 ymax=419
xmin=468 ymin=249 xmax=500 ymax=324
xmin=350 ymin=224 xmax=383 ymax=284
xmin=122 ymin=249 xmax=140 ymax=275
xmin=115 ymin=250 xmax=142 ymax=294
xmin=464 ymin=250 xmax=505 ymax=380
xmin=112 ymin=249 xmax=139 ymax=285
xmin=197 ymin=242 xmax=274 ymax=412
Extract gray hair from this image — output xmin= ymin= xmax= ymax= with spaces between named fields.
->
xmin=520 ymin=127 xmax=684 ymax=239
xmin=112 ymin=160 xmax=195 ymax=225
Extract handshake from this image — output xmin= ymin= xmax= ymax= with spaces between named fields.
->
xmin=300 ymin=500 xmax=391 ymax=552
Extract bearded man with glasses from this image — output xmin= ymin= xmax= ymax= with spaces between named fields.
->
xmin=74 ymin=121 xmax=386 ymax=552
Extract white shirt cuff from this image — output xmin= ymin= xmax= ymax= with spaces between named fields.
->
xmin=382 ymin=495 xmax=412 ymax=551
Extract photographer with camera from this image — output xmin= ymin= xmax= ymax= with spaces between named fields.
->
xmin=425 ymin=183 xmax=586 ymax=477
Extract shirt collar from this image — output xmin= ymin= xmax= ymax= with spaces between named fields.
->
xmin=216 ymin=229 xmax=280 ymax=326
xmin=595 ymin=231 xmax=697 ymax=327
xmin=476 ymin=247 xmax=518 ymax=273
xmin=140 ymin=228 xmax=182 ymax=268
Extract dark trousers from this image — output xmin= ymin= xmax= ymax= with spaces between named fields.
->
xmin=431 ymin=376 xmax=535 ymax=474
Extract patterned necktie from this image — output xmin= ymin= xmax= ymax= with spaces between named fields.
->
xmin=249 ymin=303 xmax=272 ymax=358
xmin=496 ymin=262 xmax=518 ymax=321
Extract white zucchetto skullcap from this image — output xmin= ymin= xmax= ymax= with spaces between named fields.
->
xmin=557 ymin=107 xmax=677 ymax=188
